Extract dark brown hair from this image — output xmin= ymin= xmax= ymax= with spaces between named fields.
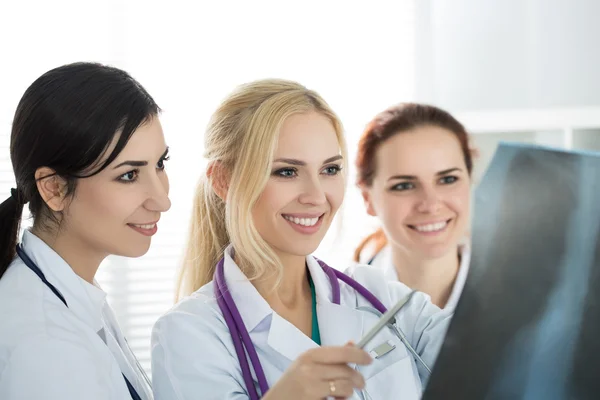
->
xmin=354 ymin=103 xmax=473 ymax=262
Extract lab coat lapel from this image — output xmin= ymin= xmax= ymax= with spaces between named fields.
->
xmin=267 ymin=313 xmax=318 ymax=362
xmin=309 ymin=256 xmax=364 ymax=347
xmin=317 ymin=301 xmax=365 ymax=347
xmin=102 ymin=306 xmax=152 ymax=400
xmin=266 ymin=256 xmax=364 ymax=362
xmin=223 ymin=246 xmax=273 ymax=332
xmin=266 ymin=304 xmax=365 ymax=363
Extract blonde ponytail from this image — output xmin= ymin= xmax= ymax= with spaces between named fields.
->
xmin=176 ymin=176 xmax=229 ymax=300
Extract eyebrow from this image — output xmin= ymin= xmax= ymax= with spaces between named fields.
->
xmin=273 ymin=155 xmax=343 ymax=166
xmin=387 ymin=167 xmax=462 ymax=181
xmin=113 ymin=147 xmax=169 ymax=169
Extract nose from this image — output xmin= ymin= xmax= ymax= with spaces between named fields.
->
xmin=298 ymin=176 xmax=327 ymax=206
xmin=416 ymin=187 xmax=441 ymax=214
xmin=145 ymin=172 xmax=171 ymax=213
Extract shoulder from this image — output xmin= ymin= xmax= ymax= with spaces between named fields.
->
xmin=152 ymin=281 xmax=232 ymax=352
xmin=154 ymin=281 xmax=222 ymax=329
xmin=151 ymin=281 xmax=246 ymax=397
xmin=0 ymin=260 xmax=78 ymax=353
xmin=0 ymin=335 xmax=113 ymax=399
xmin=3 ymin=334 xmax=100 ymax=366
xmin=0 ymin=291 xmax=102 ymax=386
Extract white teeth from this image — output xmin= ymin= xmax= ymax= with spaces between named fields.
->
xmin=414 ymin=221 xmax=447 ymax=232
xmin=284 ymin=215 xmax=319 ymax=227
xmin=132 ymin=223 xmax=155 ymax=230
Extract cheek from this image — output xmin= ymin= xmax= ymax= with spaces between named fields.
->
xmin=326 ymin=179 xmax=345 ymax=211
xmin=254 ymin=182 xmax=289 ymax=219
xmin=448 ymin=186 xmax=472 ymax=214
xmin=381 ymin=196 xmax=412 ymax=224
xmin=69 ymin=183 xmax=134 ymax=225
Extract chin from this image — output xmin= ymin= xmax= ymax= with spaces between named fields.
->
xmin=278 ymin=241 xmax=321 ymax=258
xmin=113 ymin=241 xmax=152 ymax=258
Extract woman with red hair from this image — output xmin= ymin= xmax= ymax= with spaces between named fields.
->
xmin=354 ymin=103 xmax=475 ymax=309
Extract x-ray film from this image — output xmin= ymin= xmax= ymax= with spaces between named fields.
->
xmin=423 ymin=143 xmax=600 ymax=400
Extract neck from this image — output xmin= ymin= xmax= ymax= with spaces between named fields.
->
xmin=249 ymin=250 xmax=313 ymax=337
xmin=253 ymin=252 xmax=310 ymax=307
xmin=390 ymin=245 xmax=461 ymax=308
xmin=31 ymin=227 xmax=104 ymax=284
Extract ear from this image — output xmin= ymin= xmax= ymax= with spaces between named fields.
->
xmin=360 ymin=187 xmax=377 ymax=217
xmin=207 ymin=161 xmax=230 ymax=201
xmin=35 ymin=167 xmax=68 ymax=212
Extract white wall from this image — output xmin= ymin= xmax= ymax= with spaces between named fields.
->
xmin=415 ymin=0 xmax=600 ymax=111
xmin=411 ymin=0 xmax=600 ymax=188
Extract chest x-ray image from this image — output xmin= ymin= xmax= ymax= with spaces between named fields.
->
xmin=423 ymin=143 xmax=600 ymax=400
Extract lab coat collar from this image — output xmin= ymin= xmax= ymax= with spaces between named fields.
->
xmin=20 ymin=230 xmax=107 ymax=333
xmin=222 ymin=246 xmax=273 ymax=332
xmin=445 ymin=242 xmax=471 ymax=309
xmin=267 ymin=255 xmax=364 ymax=362
xmin=307 ymin=253 xmax=377 ymax=338
xmin=222 ymin=246 xmax=364 ymax=362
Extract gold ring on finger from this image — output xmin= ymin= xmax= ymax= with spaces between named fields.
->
xmin=329 ymin=380 xmax=336 ymax=394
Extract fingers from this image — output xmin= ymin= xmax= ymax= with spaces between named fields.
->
xmin=311 ymin=378 xmax=356 ymax=399
xmin=308 ymin=364 xmax=365 ymax=389
xmin=303 ymin=345 xmax=372 ymax=366
xmin=285 ymin=346 xmax=369 ymax=399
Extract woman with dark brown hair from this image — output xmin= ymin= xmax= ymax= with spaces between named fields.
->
xmin=354 ymin=103 xmax=475 ymax=309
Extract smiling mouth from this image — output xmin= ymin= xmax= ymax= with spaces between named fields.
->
xmin=282 ymin=214 xmax=325 ymax=227
xmin=128 ymin=223 xmax=157 ymax=230
xmin=127 ymin=221 xmax=159 ymax=237
xmin=408 ymin=219 xmax=451 ymax=233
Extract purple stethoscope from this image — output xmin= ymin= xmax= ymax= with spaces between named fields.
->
xmin=214 ymin=256 xmax=397 ymax=400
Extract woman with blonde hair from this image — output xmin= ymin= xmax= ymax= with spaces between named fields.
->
xmin=354 ymin=104 xmax=474 ymax=310
xmin=151 ymin=80 xmax=451 ymax=399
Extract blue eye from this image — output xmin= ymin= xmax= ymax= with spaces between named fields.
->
xmin=118 ymin=170 xmax=138 ymax=183
xmin=440 ymin=175 xmax=458 ymax=184
xmin=273 ymin=168 xmax=297 ymax=178
xmin=323 ymin=165 xmax=342 ymax=175
xmin=390 ymin=182 xmax=414 ymax=191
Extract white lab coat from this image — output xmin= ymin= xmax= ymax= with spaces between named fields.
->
xmin=0 ymin=230 xmax=152 ymax=400
xmin=364 ymin=244 xmax=471 ymax=311
xmin=151 ymin=245 xmax=452 ymax=400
